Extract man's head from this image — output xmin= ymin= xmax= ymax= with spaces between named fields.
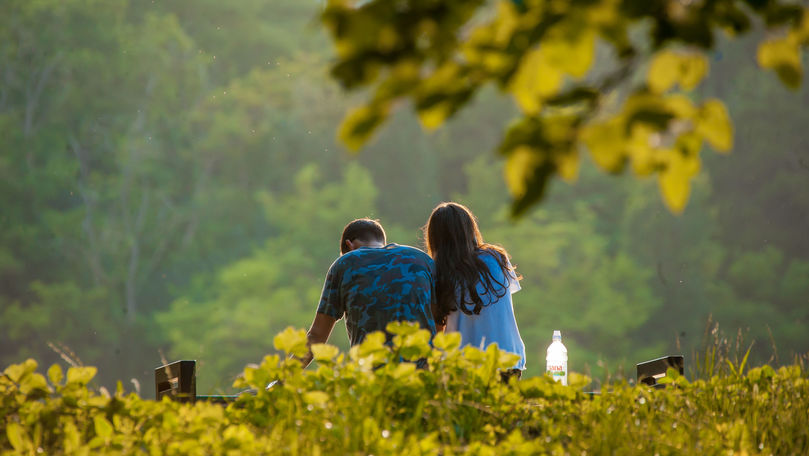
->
xmin=340 ymin=218 xmax=386 ymax=254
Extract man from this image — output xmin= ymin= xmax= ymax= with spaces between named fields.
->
xmin=300 ymin=218 xmax=437 ymax=367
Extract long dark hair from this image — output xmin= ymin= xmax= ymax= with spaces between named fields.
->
xmin=424 ymin=202 xmax=518 ymax=327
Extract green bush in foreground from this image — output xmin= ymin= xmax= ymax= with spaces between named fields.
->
xmin=2 ymin=323 xmax=808 ymax=455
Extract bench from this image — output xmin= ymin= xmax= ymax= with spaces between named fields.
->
xmin=154 ymin=360 xmax=238 ymax=404
xmin=154 ymin=355 xmax=685 ymax=402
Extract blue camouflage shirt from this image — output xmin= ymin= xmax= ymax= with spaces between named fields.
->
xmin=316 ymin=244 xmax=437 ymax=346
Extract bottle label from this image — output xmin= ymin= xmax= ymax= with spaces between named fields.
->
xmin=547 ymin=364 xmax=566 ymax=377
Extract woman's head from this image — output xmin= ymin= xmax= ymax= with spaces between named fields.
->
xmin=424 ymin=202 xmax=514 ymax=326
xmin=424 ymin=202 xmax=483 ymax=260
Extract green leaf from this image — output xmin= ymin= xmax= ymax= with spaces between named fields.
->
xmin=417 ymin=100 xmax=454 ymax=130
xmin=647 ymin=50 xmax=709 ymax=93
xmin=757 ymin=37 xmax=803 ymax=89
xmin=509 ymin=160 xmax=557 ymax=218
xmin=389 ymin=362 xmax=417 ymax=380
xmin=385 ymin=321 xmax=421 ymax=336
xmin=4 ymin=364 xmax=26 ymax=384
xmin=19 ymin=372 xmax=49 ymax=395
xmin=658 ymin=149 xmax=700 ymax=214
xmin=726 ymin=359 xmax=738 ymax=377
xmin=696 ymin=99 xmax=733 ymax=152
xmin=337 ymin=102 xmax=389 ymax=151
xmin=543 ymin=26 xmax=596 ymax=78
xmin=94 ymin=415 xmax=113 ymax=439
xmin=679 ymin=54 xmax=709 ymax=90
xmin=582 ymin=119 xmax=627 ymax=173
xmin=497 ymin=352 xmax=521 ymax=370
xmin=63 ymin=422 xmax=80 ymax=452
xmin=462 ymin=346 xmax=486 ymax=365
xmin=504 ymin=145 xmax=542 ymax=199
xmin=66 ymin=366 xmax=97 ymax=385
xmin=647 ymin=51 xmax=680 ymax=93
xmin=303 ymin=391 xmax=330 ymax=406
xmin=556 ymin=149 xmax=579 ymax=182
xmin=433 ymin=332 xmax=461 ymax=351
xmin=350 ymin=331 xmax=390 ymax=367
xmin=509 ymin=48 xmax=563 ymax=115
xmin=272 ymin=327 xmax=309 ymax=358
xmin=355 ymin=331 xmax=387 ymax=356
xmin=568 ymin=372 xmax=591 ymax=390
xmin=414 ymin=64 xmax=472 ymax=130
xmin=47 ymin=364 xmax=64 ymax=386
xmin=6 ymin=422 xmax=27 ymax=451
xmin=397 ymin=329 xmax=432 ymax=360
xmin=311 ymin=343 xmax=340 ymax=363
xmin=4 ymin=359 xmax=38 ymax=383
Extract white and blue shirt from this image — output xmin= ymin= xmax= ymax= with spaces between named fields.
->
xmin=445 ymin=250 xmax=526 ymax=370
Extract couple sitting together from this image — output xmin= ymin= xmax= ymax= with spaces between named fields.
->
xmin=301 ymin=202 xmax=525 ymax=380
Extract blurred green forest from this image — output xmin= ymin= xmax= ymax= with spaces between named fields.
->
xmin=1 ymin=0 xmax=807 ymax=395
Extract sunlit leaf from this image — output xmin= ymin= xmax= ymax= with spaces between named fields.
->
xmin=397 ymin=329 xmax=432 ymax=360
xmin=626 ymin=124 xmax=659 ymax=176
xmin=415 ymin=64 xmax=471 ymax=130
xmin=663 ymin=94 xmax=697 ymax=118
xmin=648 ymin=51 xmax=680 ymax=93
xmin=66 ymin=366 xmax=97 ymax=385
xmin=504 ymin=145 xmax=541 ymax=198
xmin=303 ymin=391 xmax=330 ymax=405
xmin=418 ymin=101 xmax=454 ymax=130
xmin=456 ymin=348 xmax=482 ymax=371
xmin=497 ymin=351 xmax=522 ymax=369
xmin=567 ymin=372 xmax=591 ymax=390
xmin=6 ymin=422 xmax=27 ymax=451
xmin=433 ymin=332 xmax=461 ymax=351
xmin=47 ymin=364 xmax=64 ymax=386
xmin=696 ymin=99 xmax=733 ymax=152
xmin=582 ymin=120 xmax=626 ymax=173
xmin=272 ymin=327 xmax=309 ymax=358
xmin=4 ymin=359 xmax=37 ymax=383
xmin=353 ymin=331 xmax=388 ymax=359
xmin=20 ymin=372 xmax=49 ymax=395
xmin=659 ymin=149 xmax=700 ymax=213
xmin=680 ymin=54 xmax=709 ymax=90
xmin=94 ymin=415 xmax=113 ymax=439
xmin=543 ymin=25 xmax=596 ymax=78
xmin=385 ymin=321 xmax=421 ymax=336
xmin=63 ymin=422 xmax=80 ymax=452
xmin=389 ymin=362 xmax=417 ymax=380
xmin=338 ymin=102 xmax=390 ymax=151
xmin=509 ymin=48 xmax=563 ymax=114
xmin=311 ymin=343 xmax=340 ymax=363
xmin=4 ymin=363 xmax=27 ymax=384
xmin=757 ymin=37 xmax=803 ymax=89
xmin=556 ymin=150 xmax=579 ymax=182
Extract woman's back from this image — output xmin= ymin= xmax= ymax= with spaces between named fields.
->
xmin=445 ymin=249 xmax=526 ymax=370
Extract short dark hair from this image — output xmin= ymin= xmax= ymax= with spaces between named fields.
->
xmin=340 ymin=218 xmax=386 ymax=254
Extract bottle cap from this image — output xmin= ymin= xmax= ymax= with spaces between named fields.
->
xmin=553 ymin=330 xmax=561 ymax=340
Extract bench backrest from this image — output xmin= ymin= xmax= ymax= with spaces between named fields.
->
xmin=154 ymin=360 xmax=196 ymax=402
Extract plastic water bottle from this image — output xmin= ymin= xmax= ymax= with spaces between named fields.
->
xmin=546 ymin=330 xmax=568 ymax=385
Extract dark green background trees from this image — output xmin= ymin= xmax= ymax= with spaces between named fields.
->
xmin=1 ymin=0 xmax=807 ymax=394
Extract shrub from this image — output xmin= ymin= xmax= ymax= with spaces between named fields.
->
xmin=2 ymin=323 xmax=808 ymax=454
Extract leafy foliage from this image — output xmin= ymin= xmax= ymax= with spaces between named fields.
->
xmin=1 ymin=0 xmax=807 ymax=403
xmin=2 ymin=325 xmax=809 ymax=454
xmin=321 ymin=0 xmax=809 ymax=215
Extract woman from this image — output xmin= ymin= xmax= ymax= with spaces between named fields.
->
xmin=424 ymin=202 xmax=526 ymax=379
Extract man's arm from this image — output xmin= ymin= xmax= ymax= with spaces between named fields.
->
xmin=298 ymin=312 xmax=338 ymax=369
